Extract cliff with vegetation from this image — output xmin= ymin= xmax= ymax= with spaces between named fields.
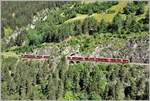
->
xmin=1 ymin=1 xmax=149 ymax=100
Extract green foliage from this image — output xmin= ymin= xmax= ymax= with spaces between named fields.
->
xmin=115 ymin=80 xmax=125 ymax=100
xmin=15 ymin=30 xmax=27 ymax=46
xmin=27 ymin=29 xmax=43 ymax=45
xmin=122 ymin=1 xmax=146 ymax=15
xmin=1 ymin=56 xmax=149 ymax=100
xmin=64 ymin=91 xmax=76 ymax=100
xmin=1 ymin=1 xmax=71 ymax=32
xmin=111 ymin=13 xmax=124 ymax=34
xmin=2 ymin=1 xmax=149 ymax=48
xmin=4 ymin=26 xmax=13 ymax=38
xmin=71 ymin=63 xmax=85 ymax=72
xmin=1 ymin=1 xmax=149 ymax=100
xmin=82 ymin=17 xmax=97 ymax=35
xmin=98 ymin=19 xmax=109 ymax=33
xmin=65 ymin=80 xmax=74 ymax=91
xmin=89 ymin=92 xmax=102 ymax=100
xmin=63 ymin=1 xmax=118 ymax=17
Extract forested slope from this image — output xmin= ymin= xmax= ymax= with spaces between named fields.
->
xmin=1 ymin=0 xmax=149 ymax=100
xmin=1 ymin=56 xmax=149 ymax=100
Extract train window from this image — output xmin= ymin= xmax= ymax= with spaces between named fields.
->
xmin=44 ymin=56 xmax=49 ymax=58
xmin=67 ymin=57 xmax=71 ymax=59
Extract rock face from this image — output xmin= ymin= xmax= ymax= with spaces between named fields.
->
xmin=78 ymin=36 xmax=149 ymax=64
xmin=4 ymin=8 xmax=50 ymax=47
xmin=30 ymin=36 xmax=149 ymax=64
xmin=124 ymin=37 xmax=149 ymax=63
xmin=35 ymin=47 xmax=54 ymax=55
xmin=97 ymin=37 xmax=149 ymax=63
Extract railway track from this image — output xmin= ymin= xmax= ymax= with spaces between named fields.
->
xmin=2 ymin=53 xmax=149 ymax=66
xmin=128 ymin=63 xmax=149 ymax=66
xmin=20 ymin=54 xmax=149 ymax=66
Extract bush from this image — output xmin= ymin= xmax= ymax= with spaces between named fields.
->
xmin=89 ymin=92 xmax=102 ymax=100
xmin=64 ymin=91 xmax=76 ymax=100
xmin=27 ymin=29 xmax=43 ymax=45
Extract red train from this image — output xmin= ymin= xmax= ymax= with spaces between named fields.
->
xmin=21 ymin=54 xmax=49 ymax=59
xmin=67 ymin=56 xmax=129 ymax=63
xmin=21 ymin=54 xmax=129 ymax=63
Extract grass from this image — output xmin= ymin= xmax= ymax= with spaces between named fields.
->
xmin=59 ymin=1 xmax=148 ymax=26
xmin=101 ymin=13 xmax=115 ymax=22
xmin=1 ymin=51 xmax=19 ymax=58
xmin=64 ymin=14 xmax=88 ymax=23
xmin=64 ymin=1 xmax=128 ymax=24
xmin=91 ymin=13 xmax=104 ymax=22
xmin=108 ymin=1 xmax=128 ymax=13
